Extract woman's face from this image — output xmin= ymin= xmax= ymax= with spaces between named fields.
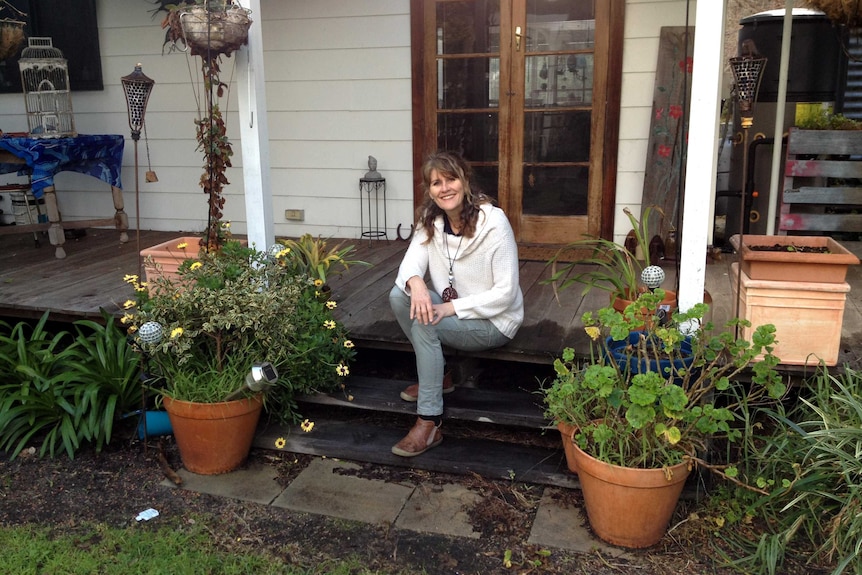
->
xmin=428 ymin=169 xmax=465 ymax=215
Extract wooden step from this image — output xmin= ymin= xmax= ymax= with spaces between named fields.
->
xmin=254 ymin=416 xmax=580 ymax=489
xmin=299 ymin=375 xmax=548 ymax=429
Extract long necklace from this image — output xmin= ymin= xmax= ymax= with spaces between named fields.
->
xmin=442 ymin=231 xmax=464 ymax=302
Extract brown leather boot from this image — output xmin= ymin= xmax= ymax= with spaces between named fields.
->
xmin=400 ymin=372 xmax=454 ymax=402
xmin=391 ymin=417 xmax=442 ymax=457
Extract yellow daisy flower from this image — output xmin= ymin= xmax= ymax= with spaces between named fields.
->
xmin=176 ymin=242 xmax=188 ymax=249
xmin=300 ymin=419 xmax=314 ymax=433
xmin=276 ymin=248 xmax=290 ymax=259
xmin=343 ymin=340 xmax=354 ymax=349
xmin=190 ymin=261 xmax=202 ymax=270
xmin=120 ymin=313 xmax=134 ymax=325
xmin=274 ymin=437 xmax=286 ymax=449
xmin=325 ymin=300 xmax=337 ymax=310
xmin=314 ymin=278 xmax=324 ymax=287
xmin=336 ymin=363 xmax=349 ymax=377
xmin=123 ymin=274 xmax=138 ymax=284
xmin=127 ymin=325 xmax=138 ymax=334
xmin=324 ymin=320 xmax=336 ymax=330
xmin=170 ymin=327 xmax=184 ymax=338
xmin=585 ymin=326 xmax=601 ymax=341
xmin=122 ymin=299 xmax=136 ymax=310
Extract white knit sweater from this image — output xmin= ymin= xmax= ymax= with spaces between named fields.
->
xmin=394 ymin=203 xmax=524 ymax=339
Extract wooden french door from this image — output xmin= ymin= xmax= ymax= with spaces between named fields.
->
xmin=412 ymin=0 xmax=624 ymax=251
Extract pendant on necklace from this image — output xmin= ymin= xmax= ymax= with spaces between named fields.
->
xmin=442 ymin=286 xmax=458 ymax=302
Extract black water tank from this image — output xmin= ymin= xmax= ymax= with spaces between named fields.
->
xmin=738 ymin=9 xmax=845 ymax=103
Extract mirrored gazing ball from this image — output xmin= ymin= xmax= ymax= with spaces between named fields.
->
xmin=138 ymin=321 xmax=164 ymax=345
xmin=641 ymin=265 xmax=666 ymax=289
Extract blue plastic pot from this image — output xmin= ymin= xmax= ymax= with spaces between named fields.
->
xmin=605 ymin=330 xmax=694 ymax=379
xmin=136 ymin=410 xmax=173 ymax=439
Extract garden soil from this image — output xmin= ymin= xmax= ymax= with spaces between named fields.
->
xmin=0 ymin=426 xmax=831 ymax=575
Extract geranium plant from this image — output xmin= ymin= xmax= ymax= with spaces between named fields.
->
xmin=124 ymin=239 xmax=355 ymax=422
xmin=544 ymin=289 xmax=786 ymax=484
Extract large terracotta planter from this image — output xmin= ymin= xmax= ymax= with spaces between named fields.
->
xmin=729 ymin=234 xmax=859 ymax=283
xmin=571 ymin=441 xmax=690 ymax=548
xmin=163 ymin=395 xmax=263 ymax=475
xmin=140 ymin=236 xmax=204 ymax=285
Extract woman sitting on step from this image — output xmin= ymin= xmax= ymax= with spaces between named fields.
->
xmin=389 ymin=151 xmax=524 ymax=457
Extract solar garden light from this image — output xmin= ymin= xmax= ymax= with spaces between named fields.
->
xmin=225 ymin=362 xmax=279 ymax=401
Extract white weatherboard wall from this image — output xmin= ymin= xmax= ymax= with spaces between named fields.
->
xmin=0 ymin=0 xmax=693 ymax=243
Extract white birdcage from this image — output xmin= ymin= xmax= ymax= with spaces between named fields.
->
xmin=18 ymin=37 xmax=76 ymax=138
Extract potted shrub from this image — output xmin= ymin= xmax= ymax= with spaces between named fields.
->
xmin=544 ymin=290 xmax=785 ymax=548
xmin=545 ymin=205 xmax=676 ymax=313
xmin=123 ymin=239 xmax=356 ymax=474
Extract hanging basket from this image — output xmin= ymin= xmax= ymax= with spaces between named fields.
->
xmin=0 ymin=19 xmax=25 ymax=61
xmin=804 ymin=0 xmax=862 ymax=26
xmin=179 ymin=4 xmax=252 ymax=58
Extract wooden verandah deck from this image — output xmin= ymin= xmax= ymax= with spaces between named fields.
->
xmin=3 ymin=227 xmax=862 ymax=485
xmin=1 ymin=227 xmax=861 ymax=368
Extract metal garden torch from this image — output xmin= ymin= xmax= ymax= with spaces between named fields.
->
xmin=729 ymin=41 xmax=766 ymax=327
xmin=121 ymin=64 xmax=155 ymax=279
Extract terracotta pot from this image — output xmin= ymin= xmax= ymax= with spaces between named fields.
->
xmin=163 ymin=395 xmax=263 ymax=475
xmin=612 ymin=290 xmax=677 ymax=325
xmin=556 ymin=421 xmax=578 ymax=474
xmin=571 ymin=441 xmax=690 ymax=548
xmin=140 ymin=236 xmax=205 ymax=285
xmin=729 ymin=234 xmax=859 ymax=283
xmin=140 ymin=236 xmax=248 ymax=287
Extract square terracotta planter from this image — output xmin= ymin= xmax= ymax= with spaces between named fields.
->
xmin=729 ymin=234 xmax=859 ymax=283
xmin=731 ymin=263 xmax=849 ymax=366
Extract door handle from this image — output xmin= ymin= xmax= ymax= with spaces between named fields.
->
xmin=515 ymin=26 xmax=522 ymax=51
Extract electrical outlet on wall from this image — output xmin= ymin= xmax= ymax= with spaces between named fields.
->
xmin=284 ymin=209 xmax=304 ymax=221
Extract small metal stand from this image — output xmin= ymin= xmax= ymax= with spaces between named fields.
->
xmin=359 ymin=176 xmax=387 ymax=246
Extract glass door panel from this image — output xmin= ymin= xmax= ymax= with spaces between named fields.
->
xmin=424 ymin=0 xmax=610 ymax=247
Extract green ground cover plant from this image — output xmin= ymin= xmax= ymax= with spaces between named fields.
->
xmin=709 ymin=366 xmax=862 ymax=575
xmin=0 ymin=519 xmax=403 ymax=575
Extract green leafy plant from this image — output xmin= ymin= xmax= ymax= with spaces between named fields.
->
xmin=716 ymin=366 xmax=862 ymax=575
xmin=545 ymin=205 xmax=664 ymax=302
xmin=0 ymin=312 xmax=141 ymax=459
xmin=276 ymin=234 xmax=370 ymax=285
xmin=795 ymin=109 xmax=862 ymax=131
xmin=125 ymin=239 xmax=355 ymax=422
xmin=543 ymin=289 xmax=786 ymax=477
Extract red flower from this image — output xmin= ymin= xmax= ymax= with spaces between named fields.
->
xmin=655 ymin=107 xmax=664 ymax=121
xmin=658 ymin=144 xmax=672 ymax=158
xmin=679 ymin=57 xmax=693 ymax=73
xmin=669 ymin=105 xmax=683 ymax=119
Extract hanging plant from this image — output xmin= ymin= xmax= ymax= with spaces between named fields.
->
xmin=804 ymin=0 xmax=862 ymax=27
xmin=151 ymin=0 xmax=252 ymax=250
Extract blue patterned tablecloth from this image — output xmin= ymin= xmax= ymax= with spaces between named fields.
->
xmin=0 ymin=134 xmax=125 ymax=198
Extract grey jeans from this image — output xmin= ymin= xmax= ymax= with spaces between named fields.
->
xmin=389 ymin=285 xmax=511 ymax=416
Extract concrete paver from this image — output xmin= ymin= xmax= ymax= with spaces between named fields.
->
xmin=395 ymin=482 xmax=481 ymax=539
xmin=271 ymin=458 xmax=415 ymax=524
xmin=160 ymin=461 xmax=283 ymax=505
xmin=528 ymin=487 xmax=628 ymax=557
xmin=160 ymin=456 xmax=621 ymax=556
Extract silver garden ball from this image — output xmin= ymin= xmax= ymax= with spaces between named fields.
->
xmin=138 ymin=321 xmax=164 ymax=345
xmin=641 ymin=265 xmax=666 ymax=290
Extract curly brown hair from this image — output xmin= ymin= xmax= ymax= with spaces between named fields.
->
xmin=417 ymin=151 xmax=492 ymax=244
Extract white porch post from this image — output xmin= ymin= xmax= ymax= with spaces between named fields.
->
xmin=237 ymin=0 xmax=274 ymax=252
xmin=678 ymin=0 xmax=727 ymax=312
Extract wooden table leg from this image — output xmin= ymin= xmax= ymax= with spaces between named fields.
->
xmin=40 ymin=186 xmax=66 ymax=259
xmin=111 ymin=185 xmax=129 ymax=243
